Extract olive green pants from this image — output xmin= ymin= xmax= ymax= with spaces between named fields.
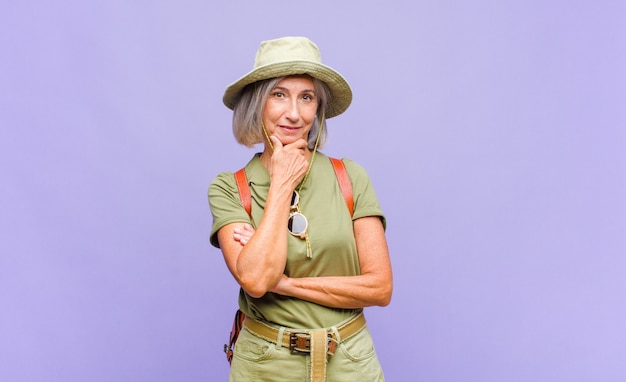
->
xmin=229 ymin=325 xmax=385 ymax=382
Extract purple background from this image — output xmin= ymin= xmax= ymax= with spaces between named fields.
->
xmin=2 ymin=1 xmax=625 ymax=381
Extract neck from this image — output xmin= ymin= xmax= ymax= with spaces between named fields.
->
xmin=259 ymin=149 xmax=272 ymax=169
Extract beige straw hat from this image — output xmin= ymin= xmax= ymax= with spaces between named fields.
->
xmin=222 ymin=36 xmax=352 ymax=118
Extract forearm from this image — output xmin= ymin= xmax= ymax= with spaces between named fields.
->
xmin=234 ymin=183 xmax=292 ymax=297
xmin=273 ymin=273 xmax=393 ymax=309
xmin=235 ymin=230 xmax=285 ymax=297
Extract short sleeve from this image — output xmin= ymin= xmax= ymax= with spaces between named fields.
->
xmin=342 ymin=158 xmax=387 ymax=230
xmin=208 ymin=171 xmax=252 ymax=248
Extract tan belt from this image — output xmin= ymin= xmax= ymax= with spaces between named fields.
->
xmin=243 ymin=313 xmax=367 ymax=382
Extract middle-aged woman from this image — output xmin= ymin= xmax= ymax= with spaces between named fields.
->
xmin=208 ymin=36 xmax=393 ymax=382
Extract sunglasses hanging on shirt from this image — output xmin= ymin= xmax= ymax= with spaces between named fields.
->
xmin=287 ymin=190 xmax=312 ymax=258
xmin=288 ymin=191 xmax=308 ymax=239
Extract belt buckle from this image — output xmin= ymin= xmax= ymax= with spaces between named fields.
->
xmin=289 ymin=332 xmax=311 ymax=354
xmin=289 ymin=332 xmax=337 ymax=355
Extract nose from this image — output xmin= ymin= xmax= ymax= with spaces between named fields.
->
xmin=284 ymin=99 xmax=300 ymax=121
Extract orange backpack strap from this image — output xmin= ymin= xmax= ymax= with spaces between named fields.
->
xmin=234 ymin=168 xmax=252 ymax=219
xmin=329 ymin=157 xmax=354 ymax=217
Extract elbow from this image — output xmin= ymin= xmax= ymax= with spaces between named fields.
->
xmin=245 ymin=288 xmax=267 ymax=299
xmin=379 ymin=293 xmax=392 ymax=307
xmin=377 ymin=292 xmax=392 ymax=307
xmin=240 ymin=279 xmax=269 ymax=298
xmin=239 ymin=273 xmax=278 ymax=299
xmin=376 ymin=282 xmax=393 ymax=307
xmin=236 ymin=265 xmax=278 ymax=299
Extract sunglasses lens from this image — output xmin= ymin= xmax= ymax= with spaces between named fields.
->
xmin=290 ymin=191 xmax=299 ymax=207
xmin=288 ymin=212 xmax=307 ymax=236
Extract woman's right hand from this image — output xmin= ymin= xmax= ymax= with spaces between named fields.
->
xmin=220 ymin=136 xmax=309 ymax=298
xmin=268 ymin=135 xmax=309 ymax=190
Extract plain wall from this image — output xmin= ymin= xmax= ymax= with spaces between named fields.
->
xmin=2 ymin=1 xmax=625 ymax=381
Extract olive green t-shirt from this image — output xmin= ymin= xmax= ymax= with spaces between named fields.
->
xmin=208 ymin=153 xmax=385 ymax=328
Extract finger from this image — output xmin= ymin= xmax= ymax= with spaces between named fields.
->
xmin=233 ymin=232 xmax=250 ymax=246
xmin=293 ymin=138 xmax=309 ymax=150
xmin=242 ymin=223 xmax=255 ymax=234
xmin=281 ymin=138 xmax=308 ymax=152
xmin=269 ymin=135 xmax=283 ymax=151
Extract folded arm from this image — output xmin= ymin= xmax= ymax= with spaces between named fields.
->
xmin=232 ymin=216 xmax=393 ymax=308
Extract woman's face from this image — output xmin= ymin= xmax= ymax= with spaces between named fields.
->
xmin=262 ymin=76 xmax=318 ymax=147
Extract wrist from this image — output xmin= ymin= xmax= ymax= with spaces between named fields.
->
xmin=271 ymin=274 xmax=291 ymax=295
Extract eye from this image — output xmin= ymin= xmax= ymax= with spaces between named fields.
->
xmin=272 ymin=91 xmax=285 ymax=98
xmin=302 ymin=93 xmax=315 ymax=101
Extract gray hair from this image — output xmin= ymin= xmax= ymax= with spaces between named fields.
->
xmin=232 ymin=76 xmax=330 ymax=149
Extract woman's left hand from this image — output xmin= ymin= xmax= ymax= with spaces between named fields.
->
xmin=233 ymin=223 xmax=255 ymax=246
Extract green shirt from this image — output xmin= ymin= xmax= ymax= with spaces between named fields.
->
xmin=208 ymin=152 xmax=385 ymax=328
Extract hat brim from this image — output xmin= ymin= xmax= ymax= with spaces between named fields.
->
xmin=222 ymin=60 xmax=352 ymax=118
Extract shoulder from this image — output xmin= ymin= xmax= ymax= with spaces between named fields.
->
xmin=209 ymin=154 xmax=262 ymax=197
xmin=331 ymin=157 xmax=371 ymax=187
xmin=208 ymin=171 xmax=237 ymax=198
xmin=334 ymin=157 xmax=386 ymax=227
xmin=341 ymin=157 xmax=368 ymax=177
